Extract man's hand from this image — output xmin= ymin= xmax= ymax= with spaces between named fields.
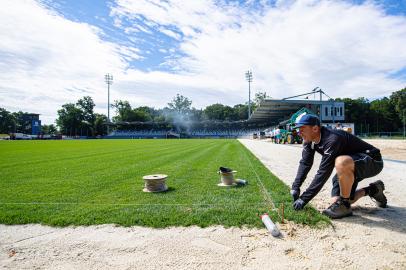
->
xmin=290 ymin=189 xmax=300 ymax=201
xmin=293 ymin=198 xmax=306 ymax=210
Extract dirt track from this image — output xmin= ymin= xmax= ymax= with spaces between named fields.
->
xmin=364 ymin=139 xmax=406 ymax=161
xmin=1 ymin=139 xmax=405 ymax=269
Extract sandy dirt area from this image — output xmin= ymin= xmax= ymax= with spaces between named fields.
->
xmin=1 ymin=139 xmax=405 ymax=269
xmin=364 ymin=139 xmax=406 ymax=161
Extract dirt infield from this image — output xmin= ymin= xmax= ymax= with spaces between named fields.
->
xmin=1 ymin=139 xmax=405 ymax=269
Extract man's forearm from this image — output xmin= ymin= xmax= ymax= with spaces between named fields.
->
xmin=300 ymin=168 xmax=333 ymax=203
xmin=292 ymin=164 xmax=312 ymax=190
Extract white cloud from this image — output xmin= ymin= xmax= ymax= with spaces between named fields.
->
xmin=1 ymin=0 xmax=406 ymax=125
xmin=113 ymin=0 xmax=406 ymax=98
xmin=0 ymin=0 xmax=128 ymax=124
xmin=158 ymin=27 xmax=182 ymax=40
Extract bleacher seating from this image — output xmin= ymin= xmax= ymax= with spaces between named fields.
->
xmin=106 ymin=128 xmax=261 ymax=139
xmin=107 ymin=130 xmax=167 ymax=139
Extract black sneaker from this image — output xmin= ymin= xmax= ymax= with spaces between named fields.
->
xmin=369 ymin=180 xmax=387 ymax=208
xmin=322 ymin=200 xmax=353 ymax=219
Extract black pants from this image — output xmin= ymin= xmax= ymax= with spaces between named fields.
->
xmin=331 ymin=153 xmax=384 ymax=200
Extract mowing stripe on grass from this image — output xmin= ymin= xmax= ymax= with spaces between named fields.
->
xmin=0 ymin=139 xmax=328 ymax=227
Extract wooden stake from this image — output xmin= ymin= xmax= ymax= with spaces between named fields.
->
xmin=281 ymin=203 xmax=285 ymax=224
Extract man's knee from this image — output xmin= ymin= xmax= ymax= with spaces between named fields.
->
xmin=335 ymin=156 xmax=354 ymax=174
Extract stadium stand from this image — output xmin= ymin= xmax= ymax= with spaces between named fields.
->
xmin=105 ymin=120 xmax=266 ymax=139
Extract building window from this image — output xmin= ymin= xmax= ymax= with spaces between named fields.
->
xmin=340 ymin=107 xmax=343 ymax=116
xmin=325 ymin=107 xmax=328 ymax=116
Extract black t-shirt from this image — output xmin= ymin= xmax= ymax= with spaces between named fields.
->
xmin=293 ymin=126 xmax=380 ymax=203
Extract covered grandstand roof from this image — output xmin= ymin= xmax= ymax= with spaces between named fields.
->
xmin=249 ymin=99 xmax=336 ymax=124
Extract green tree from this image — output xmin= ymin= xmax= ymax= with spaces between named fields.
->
xmin=390 ymin=88 xmax=406 ymax=113
xmin=77 ymin=96 xmax=95 ymax=122
xmin=56 ymin=103 xmax=84 ymax=136
xmin=390 ymin=88 xmax=406 ymax=128
xmin=112 ymin=101 xmax=154 ymax=122
xmin=167 ymin=94 xmax=192 ymax=114
xmin=189 ymin=108 xmax=204 ymax=121
xmin=233 ymin=104 xmax=249 ymax=120
xmin=0 ymin=108 xmax=17 ymax=133
xmin=132 ymin=107 xmax=152 ymax=122
xmin=203 ymin=104 xmax=237 ymax=121
xmin=136 ymin=106 xmax=154 ymax=121
xmin=41 ymin=124 xmax=57 ymax=135
xmin=94 ymin=113 xmax=108 ymax=136
xmin=112 ymin=100 xmax=136 ymax=122
xmin=153 ymin=114 xmax=166 ymax=122
xmin=370 ymin=97 xmax=398 ymax=131
xmin=204 ymin=104 xmax=226 ymax=120
xmin=76 ymin=96 xmax=96 ymax=136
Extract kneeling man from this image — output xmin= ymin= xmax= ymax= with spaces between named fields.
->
xmin=291 ymin=114 xmax=387 ymax=219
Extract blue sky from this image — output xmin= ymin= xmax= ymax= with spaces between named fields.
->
xmin=1 ymin=0 xmax=406 ymax=124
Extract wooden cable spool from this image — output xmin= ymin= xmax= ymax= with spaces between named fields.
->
xmin=142 ymin=174 xmax=168 ymax=192
xmin=218 ymin=171 xmax=237 ymax=186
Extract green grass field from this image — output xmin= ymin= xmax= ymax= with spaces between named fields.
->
xmin=0 ymin=139 xmax=328 ymax=227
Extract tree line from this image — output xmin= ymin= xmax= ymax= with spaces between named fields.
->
xmin=0 ymin=88 xmax=404 ymax=135
xmin=335 ymin=88 xmax=405 ymax=134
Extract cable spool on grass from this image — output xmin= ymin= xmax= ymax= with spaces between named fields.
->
xmin=143 ymin=174 xmax=168 ymax=192
xmin=217 ymin=170 xmax=237 ymax=186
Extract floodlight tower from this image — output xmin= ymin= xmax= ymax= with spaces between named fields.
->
xmin=245 ymin=70 xmax=253 ymax=119
xmin=105 ymin=73 xmax=113 ymax=134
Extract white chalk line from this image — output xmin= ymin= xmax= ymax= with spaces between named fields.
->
xmin=240 ymin=145 xmax=282 ymax=218
xmin=0 ymin=202 xmax=272 ymax=208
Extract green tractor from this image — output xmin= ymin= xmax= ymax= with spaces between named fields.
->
xmin=281 ymin=128 xmax=302 ymax=144
xmin=280 ymin=107 xmax=315 ymax=144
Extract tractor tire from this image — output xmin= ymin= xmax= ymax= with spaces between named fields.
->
xmin=287 ymin=134 xmax=293 ymax=144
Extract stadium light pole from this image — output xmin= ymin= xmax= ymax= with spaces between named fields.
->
xmin=105 ymin=73 xmax=113 ymax=135
xmin=245 ymin=70 xmax=253 ymax=119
